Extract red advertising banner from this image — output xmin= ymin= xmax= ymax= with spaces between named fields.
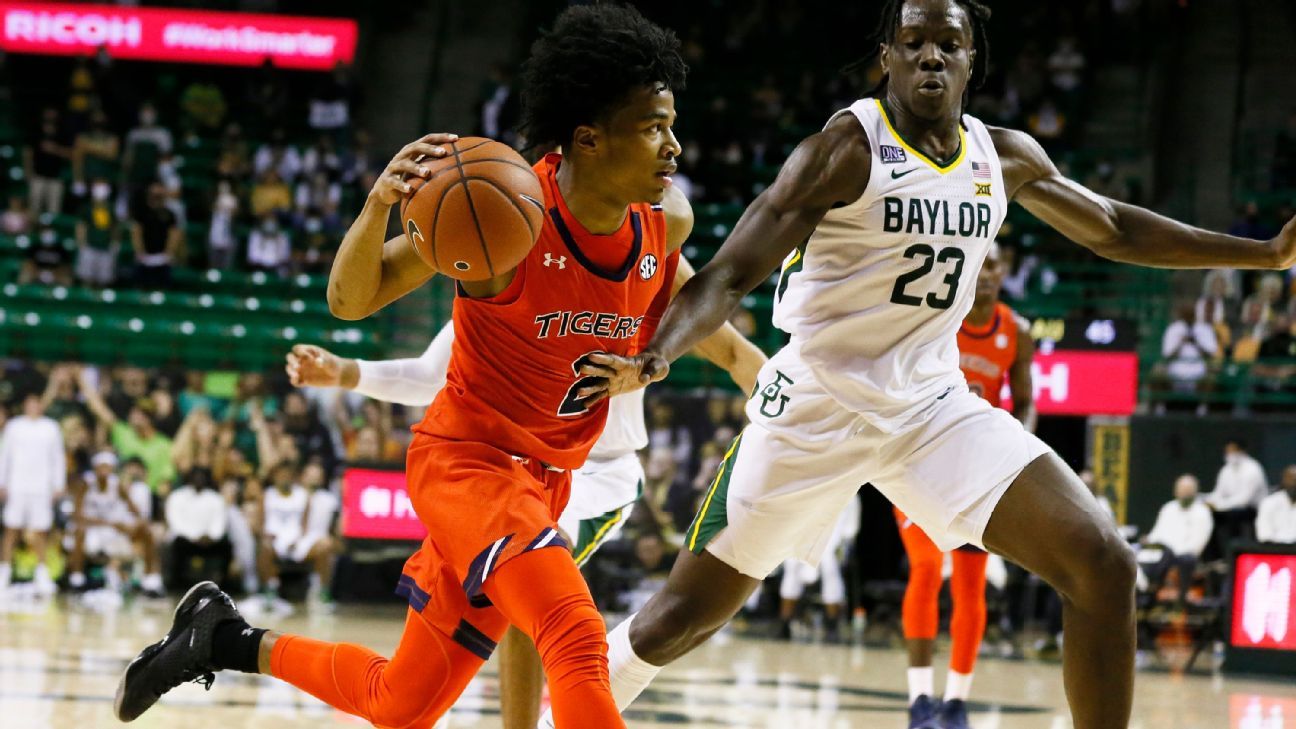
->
xmin=1230 ymin=553 xmax=1296 ymax=651
xmin=997 ymin=350 xmax=1138 ymax=416
xmin=0 ymin=2 xmax=356 ymax=70
xmin=341 ymin=467 xmax=426 ymax=541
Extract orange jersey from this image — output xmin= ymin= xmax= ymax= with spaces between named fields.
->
xmin=417 ymin=153 xmax=677 ymax=470
xmin=957 ymin=302 xmax=1021 ymax=407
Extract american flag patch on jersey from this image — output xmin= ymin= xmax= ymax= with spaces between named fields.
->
xmin=971 ymin=161 xmax=992 ymax=179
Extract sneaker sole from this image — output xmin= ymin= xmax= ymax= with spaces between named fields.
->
xmin=113 ymin=581 xmax=218 ymax=721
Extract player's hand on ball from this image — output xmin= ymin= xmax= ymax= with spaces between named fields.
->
xmin=1273 ymin=215 xmax=1296 ymax=268
xmin=578 ymin=351 xmax=671 ymax=400
xmin=286 ymin=344 xmax=344 ymax=387
xmin=370 ymin=133 xmax=459 ymax=206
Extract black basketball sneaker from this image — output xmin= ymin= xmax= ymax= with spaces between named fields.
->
xmin=113 ymin=581 xmax=243 ymax=722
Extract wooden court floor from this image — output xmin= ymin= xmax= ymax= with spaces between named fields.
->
xmin=2 ymin=593 xmax=1293 ymax=728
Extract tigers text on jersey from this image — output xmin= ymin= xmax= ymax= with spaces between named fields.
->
xmin=419 ymin=153 xmax=676 ymax=470
xmin=958 ymin=302 xmax=1022 ymax=407
xmin=772 ymin=98 xmax=1008 ymax=432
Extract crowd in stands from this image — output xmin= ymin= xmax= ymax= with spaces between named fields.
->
xmin=1158 ymin=209 xmax=1296 ymax=410
xmin=0 ymin=360 xmax=407 ymax=611
xmin=495 ymin=0 xmax=1111 ymax=207
xmin=5 ymin=55 xmax=378 ymax=290
xmin=1136 ymin=441 xmax=1295 ymax=612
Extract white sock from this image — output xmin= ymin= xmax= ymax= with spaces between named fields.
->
xmin=536 ymin=613 xmax=662 ymax=729
xmin=907 ymin=666 xmax=934 ymax=704
xmin=944 ymin=670 xmax=975 ymax=701
xmin=0 ymin=563 xmax=11 ymax=587
xmin=69 ymin=572 xmax=86 ymax=588
xmin=142 ymin=573 xmax=163 ymax=592
xmin=308 ymin=572 xmax=321 ymax=591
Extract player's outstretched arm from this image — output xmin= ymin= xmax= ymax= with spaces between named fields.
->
xmin=583 ymin=116 xmax=872 ymax=395
xmin=285 ymin=323 xmax=455 ymax=407
xmin=327 ymin=134 xmax=456 ymax=320
xmin=673 ymin=256 xmax=768 ymax=393
xmin=994 ymin=127 xmax=1296 ymax=269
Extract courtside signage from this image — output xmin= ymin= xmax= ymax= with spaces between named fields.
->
xmin=341 ymin=467 xmax=427 ymax=541
xmin=0 ymin=2 xmax=356 ymax=70
xmin=1230 ymin=553 xmax=1296 ymax=651
xmin=996 ymin=351 xmax=1138 ymax=416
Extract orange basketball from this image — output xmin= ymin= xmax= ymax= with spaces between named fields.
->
xmin=399 ymin=137 xmax=545 ymax=281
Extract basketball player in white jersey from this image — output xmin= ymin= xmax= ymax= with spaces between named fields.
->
xmin=285 ymin=256 xmax=764 ymax=729
xmin=567 ymin=1 xmax=1296 ymax=727
xmin=252 ymin=461 xmax=336 ymax=614
xmin=67 ymin=450 xmax=136 ymax=595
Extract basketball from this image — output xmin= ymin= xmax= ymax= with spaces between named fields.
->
xmin=399 ymin=137 xmax=545 ymax=281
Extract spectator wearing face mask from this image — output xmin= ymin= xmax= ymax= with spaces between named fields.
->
xmin=1140 ymin=474 xmax=1214 ymax=605
xmin=75 ymin=177 xmax=123 ymax=287
xmin=121 ymin=103 xmax=172 ymax=197
xmin=1204 ymin=440 xmax=1268 ymax=554
xmin=246 ymin=213 xmax=292 ymax=275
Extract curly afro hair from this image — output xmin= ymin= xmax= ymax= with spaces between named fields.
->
xmin=518 ymin=4 xmax=687 ymax=150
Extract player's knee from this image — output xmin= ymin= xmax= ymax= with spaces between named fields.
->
xmin=1067 ymin=530 xmax=1136 ymax=609
xmin=532 ymin=600 xmax=607 ymax=684
xmin=344 ymin=650 xmax=431 ymax=729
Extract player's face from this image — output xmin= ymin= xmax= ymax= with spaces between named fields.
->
xmin=881 ymin=0 xmax=976 ymax=121
xmin=974 ymin=243 xmax=1005 ymax=304
xmin=595 ymin=85 xmax=681 ymax=204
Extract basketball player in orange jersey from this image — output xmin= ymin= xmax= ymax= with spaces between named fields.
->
xmin=113 ymin=7 xmax=712 ymax=728
xmin=897 ymin=240 xmax=1034 ymax=729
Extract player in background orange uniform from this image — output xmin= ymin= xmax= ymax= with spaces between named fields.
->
xmin=896 ymin=241 xmax=1036 ymax=729
xmin=114 ymin=8 xmax=705 ymax=728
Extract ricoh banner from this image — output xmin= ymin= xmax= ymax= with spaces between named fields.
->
xmin=0 ymin=2 xmax=357 ymax=70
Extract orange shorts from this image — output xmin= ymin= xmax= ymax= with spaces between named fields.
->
xmin=395 ymin=433 xmax=573 ymax=653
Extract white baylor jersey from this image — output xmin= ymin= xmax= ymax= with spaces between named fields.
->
xmin=772 ymin=98 xmax=1007 ymax=432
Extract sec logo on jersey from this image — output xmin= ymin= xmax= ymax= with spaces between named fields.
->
xmin=639 ymin=253 xmax=659 ymax=280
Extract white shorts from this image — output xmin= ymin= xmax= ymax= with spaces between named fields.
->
xmin=272 ymin=531 xmax=327 ymax=563
xmin=83 ymin=525 xmax=134 ymax=559
xmin=3 ymin=493 xmax=55 ymax=531
xmin=557 ymin=451 xmax=643 ymax=566
xmin=688 ymin=350 xmax=1051 ymax=579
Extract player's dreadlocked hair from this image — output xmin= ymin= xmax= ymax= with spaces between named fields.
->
xmin=848 ymin=0 xmax=992 ymax=109
xmin=518 ymin=4 xmax=688 ymax=150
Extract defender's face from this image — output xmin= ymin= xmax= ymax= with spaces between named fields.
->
xmin=881 ymin=0 xmax=975 ymax=121
xmin=595 ymin=86 xmax=681 ymax=205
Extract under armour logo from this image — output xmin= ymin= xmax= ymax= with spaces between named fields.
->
xmin=544 ymin=253 xmax=567 ymax=269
